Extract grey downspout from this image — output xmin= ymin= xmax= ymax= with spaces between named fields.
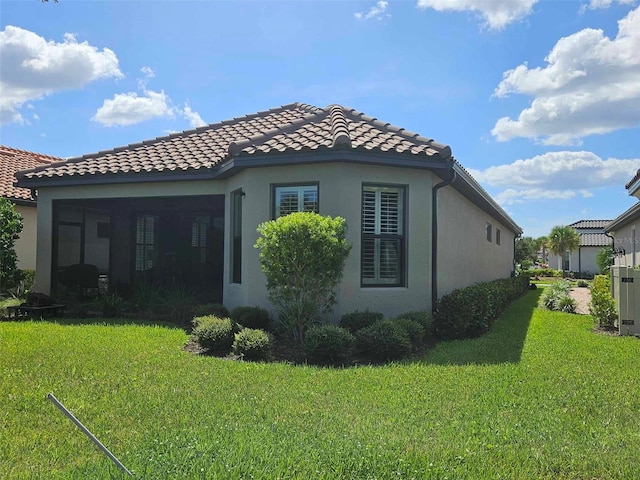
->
xmin=432 ymin=169 xmax=457 ymax=313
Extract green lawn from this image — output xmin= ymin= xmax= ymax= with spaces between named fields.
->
xmin=2 ymin=290 xmax=640 ymax=479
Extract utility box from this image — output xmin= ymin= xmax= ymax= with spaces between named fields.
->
xmin=611 ymin=266 xmax=640 ymax=336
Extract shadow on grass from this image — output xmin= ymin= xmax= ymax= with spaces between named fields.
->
xmin=417 ymin=289 xmax=541 ymax=366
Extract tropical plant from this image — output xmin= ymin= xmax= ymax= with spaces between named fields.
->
xmin=589 ymin=275 xmax=617 ymax=328
xmin=596 ymin=245 xmax=614 ymax=274
xmin=535 ymin=236 xmax=549 ymax=266
xmin=255 ymin=212 xmax=351 ymax=342
xmin=548 ymin=226 xmax=580 ymax=271
xmin=0 ymin=198 xmax=24 ymax=292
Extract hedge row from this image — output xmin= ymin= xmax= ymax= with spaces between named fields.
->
xmin=432 ymin=275 xmax=530 ymax=340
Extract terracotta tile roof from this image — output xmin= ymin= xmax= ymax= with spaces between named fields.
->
xmin=16 ymin=103 xmax=452 ymax=183
xmin=569 ymin=220 xmax=614 ymax=229
xmin=0 ymin=146 xmax=61 ymax=202
xmin=580 ymin=233 xmax=611 ymax=247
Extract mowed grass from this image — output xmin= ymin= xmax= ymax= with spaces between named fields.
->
xmin=2 ymin=290 xmax=640 ymax=479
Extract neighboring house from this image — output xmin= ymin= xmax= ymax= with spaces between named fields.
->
xmin=547 ymin=220 xmax=613 ymax=275
xmin=606 ymin=170 xmax=640 ymax=267
xmin=15 ymin=103 xmax=522 ymax=319
xmin=0 ymin=146 xmax=61 ymax=271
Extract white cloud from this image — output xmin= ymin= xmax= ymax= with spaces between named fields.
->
xmin=469 ymin=151 xmax=640 ymax=205
xmin=92 ymin=89 xmax=174 ymax=126
xmin=582 ymin=0 xmax=636 ymax=11
xmin=492 ymin=6 xmax=640 ymax=145
xmin=494 ymin=188 xmax=593 ymax=205
xmin=0 ymin=25 xmax=122 ymax=125
xmin=416 ymin=0 xmax=539 ymax=30
xmin=355 ymin=1 xmax=389 ymax=20
xmin=182 ymin=103 xmax=207 ymax=128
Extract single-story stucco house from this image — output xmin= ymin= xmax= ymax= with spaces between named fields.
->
xmin=1 ymin=146 xmax=61 ymax=271
xmin=15 ymin=103 xmax=522 ymax=319
xmin=606 ymin=170 xmax=640 ymax=267
xmin=546 ymin=220 xmax=612 ymax=275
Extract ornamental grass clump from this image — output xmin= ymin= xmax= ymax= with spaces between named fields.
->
xmin=540 ymin=280 xmax=575 ymax=313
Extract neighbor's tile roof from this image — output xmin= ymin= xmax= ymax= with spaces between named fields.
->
xmin=580 ymin=233 xmax=611 ymax=247
xmin=0 ymin=146 xmax=61 ymax=202
xmin=17 ymin=103 xmax=452 ymax=183
xmin=568 ymin=220 xmax=613 ymax=229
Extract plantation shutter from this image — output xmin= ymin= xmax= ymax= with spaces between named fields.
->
xmin=275 ymin=185 xmax=319 ymax=218
xmin=361 ymin=186 xmax=405 ymax=286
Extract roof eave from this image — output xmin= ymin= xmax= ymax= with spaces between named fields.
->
xmin=451 ymin=163 xmax=523 ymax=235
xmin=605 ymin=202 xmax=640 ymax=233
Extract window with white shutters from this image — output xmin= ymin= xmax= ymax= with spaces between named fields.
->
xmin=274 ymin=184 xmax=319 ymax=218
xmin=361 ymin=185 xmax=405 ymax=286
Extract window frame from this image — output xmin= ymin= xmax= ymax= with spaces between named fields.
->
xmin=496 ymin=228 xmax=501 ymax=246
xmin=230 ymin=188 xmax=243 ymax=284
xmin=360 ymin=183 xmax=407 ymax=288
xmin=486 ymin=223 xmax=493 ymax=242
xmin=271 ymin=182 xmax=319 ymax=219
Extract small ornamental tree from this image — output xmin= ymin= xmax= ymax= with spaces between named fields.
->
xmin=596 ymin=245 xmax=614 ymax=274
xmin=255 ymin=212 xmax=351 ymax=342
xmin=0 ymin=198 xmax=24 ymax=291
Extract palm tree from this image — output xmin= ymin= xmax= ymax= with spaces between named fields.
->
xmin=548 ymin=226 xmax=581 ymax=271
xmin=535 ymin=236 xmax=549 ymax=266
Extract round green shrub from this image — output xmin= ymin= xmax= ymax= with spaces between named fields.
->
xmin=392 ymin=317 xmax=425 ymax=346
xmin=193 ymin=303 xmax=230 ymax=319
xmin=232 ymin=328 xmax=272 ymax=361
xmin=339 ymin=310 xmax=384 ymax=334
xmin=192 ymin=316 xmax=237 ymax=356
xmin=395 ymin=310 xmax=432 ymax=335
xmin=304 ymin=324 xmax=355 ymax=366
xmin=355 ymin=319 xmax=412 ymax=362
xmin=231 ymin=306 xmax=272 ymax=331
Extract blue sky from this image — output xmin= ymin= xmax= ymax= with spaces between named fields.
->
xmin=1 ymin=0 xmax=639 ymax=237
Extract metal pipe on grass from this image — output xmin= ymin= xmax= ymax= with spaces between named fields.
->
xmin=46 ymin=393 xmax=133 ymax=476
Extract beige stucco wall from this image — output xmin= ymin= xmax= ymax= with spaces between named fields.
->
xmin=436 ymin=184 xmax=515 ymax=297
xmin=224 ymin=163 xmax=437 ymax=321
xmin=14 ymin=203 xmax=37 ymax=271
xmin=612 ymin=223 xmax=638 ymax=267
xmin=34 ymin=163 xmax=517 ymax=320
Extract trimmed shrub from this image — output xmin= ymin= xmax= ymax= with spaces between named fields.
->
xmin=231 ymin=306 xmax=272 ymax=331
xmin=589 ymin=275 xmax=617 ymax=328
xmin=304 ymin=324 xmax=355 ymax=366
xmin=339 ymin=310 xmax=384 ymax=334
xmin=522 ymin=268 xmax=562 ymax=278
xmin=356 ymin=320 xmax=412 ymax=362
xmin=233 ymin=328 xmax=272 ymax=361
xmin=392 ymin=317 xmax=425 ymax=348
xmin=433 ymin=275 xmax=530 ymax=340
xmin=192 ymin=316 xmax=237 ymax=355
xmin=193 ymin=303 xmax=230 ymax=319
xmin=395 ymin=310 xmax=432 ymax=336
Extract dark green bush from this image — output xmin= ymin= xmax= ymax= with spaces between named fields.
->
xmin=339 ymin=310 xmax=384 ymax=334
xmin=433 ymin=275 xmax=530 ymax=340
xmin=304 ymin=324 xmax=355 ymax=366
xmin=192 ymin=316 xmax=237 ymax=355
xmin=355 ymin=320 xmax=412 ymax=362
xmin=93 ymin=293 xmax=127 ymax=318
xmin=193 ymin=303 xmax=230 ymax=319
xmin=395 ymin=311 xmax=432 ymax=336
xmin=231 ymin=306 xmax=272 ymax=331
xmin=392 ymin=317 xmax=425 ymax=347
xmin=233 ymin=328 xmax=272 ymax=361
xmin=589 ymin=275 xmax=617 ymax=328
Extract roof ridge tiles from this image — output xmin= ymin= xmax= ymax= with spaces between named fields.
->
xmin=329 ymin=105 xmax=352 ymax=149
